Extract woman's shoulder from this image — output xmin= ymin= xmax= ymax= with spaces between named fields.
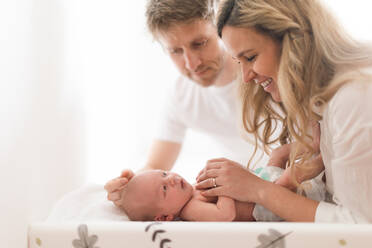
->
xmin=325 ymin=69 xmax=372 ymax=125
xmin=329 ymin=69 xmax=372 ymax=109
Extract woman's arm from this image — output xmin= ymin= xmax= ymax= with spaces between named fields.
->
xmin=196 ymin=158 xmax=319 ymax=222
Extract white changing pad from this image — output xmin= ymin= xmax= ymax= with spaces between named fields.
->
xmin=46 ymin=183 xmax=129 ymax=222
xmin=29 ymin=184 xmax=372 ymax=248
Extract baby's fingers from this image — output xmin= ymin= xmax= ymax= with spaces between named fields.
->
xmin=104 ymin=177 xmax=128 ymax=193
xmin=107 ymin=191 xmax=122 ymax=201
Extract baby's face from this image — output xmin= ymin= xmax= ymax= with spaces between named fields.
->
xmin=134 ymin=170 xmax=193 ymax=219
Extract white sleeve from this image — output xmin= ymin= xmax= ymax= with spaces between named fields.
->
xmin=156 ymin=79 xmax=187 ymax=143
xmin=315 ymin=81 xmax=372 ymax=223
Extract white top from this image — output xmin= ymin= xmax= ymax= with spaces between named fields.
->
xmin=316 ymin=73 xmax=372 ymax=223
xmin=157 ymin=76 xmax=260 ymax=165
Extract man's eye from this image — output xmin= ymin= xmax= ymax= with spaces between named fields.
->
xmin=170 ymin=48 xmax=182 ymax=54
xmin=193 ymin=39 xmax=208 ymax=48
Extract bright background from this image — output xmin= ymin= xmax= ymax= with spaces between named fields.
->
xmin=0 ymin=0 xmax=371 ymax=247
xmin=82 ymin=0 xmax=372 ymax=184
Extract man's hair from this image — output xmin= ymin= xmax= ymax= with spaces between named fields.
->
xmin=146 ymin=0 xmax=216 ymax=38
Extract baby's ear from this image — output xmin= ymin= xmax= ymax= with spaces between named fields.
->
xmin=154 ymin=214 xmax=174 ymax=221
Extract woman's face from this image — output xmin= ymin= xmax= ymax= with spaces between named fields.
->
xmin=221 ymin=26 xmax=282 ymax=102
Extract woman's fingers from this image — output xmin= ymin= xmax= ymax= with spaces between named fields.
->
xmin=200 ymin=186 xmax=225 ymax=197
xmin=195 ymin=177 xmax=219 ymax=190
xmin=196 ymin=168 xmax=221 ymax=183
xmin=196 ymin=161 xmax=223 ymax=181
xmin=206 ymin=158 xmax=229 ymax=163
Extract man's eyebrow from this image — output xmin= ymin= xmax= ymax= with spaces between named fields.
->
xmin=190 ymin=36 xmax=207 ymax=44
xmin=237 ymin=49 xmax=254 ymax=58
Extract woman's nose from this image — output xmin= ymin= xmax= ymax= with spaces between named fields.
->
xmin=242 ymin=66 xmax=257 ymax=83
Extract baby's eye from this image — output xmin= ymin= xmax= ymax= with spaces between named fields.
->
xmin=162 ymin=171 xmax=167 ymax=177
xmin=163 ymin=185 xmax=167 ymax=192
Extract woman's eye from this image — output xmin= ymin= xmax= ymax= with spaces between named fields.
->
xmin=245 ymin=55 xmax=257 ymax=62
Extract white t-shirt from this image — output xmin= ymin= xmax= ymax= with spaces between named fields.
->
xmin=157 ymin=76 xmax=264 ymax=165
xmin=316 ymin=71 xmax=372 ymax=223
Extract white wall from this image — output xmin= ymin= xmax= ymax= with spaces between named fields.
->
xmin=0 ymin=0 xmax=85 ymax=246
xmin=82 ymin=0 xmax=372 ymax=184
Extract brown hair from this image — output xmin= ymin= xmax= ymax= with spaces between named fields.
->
xmin=146 ymin=0 xmax=216 ymax=39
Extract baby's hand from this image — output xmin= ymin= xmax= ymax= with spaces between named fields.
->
xmin=104 ymin=169 xmax=135 ymax=207
xmin=267 ymin=144 xmax=291 ymax=169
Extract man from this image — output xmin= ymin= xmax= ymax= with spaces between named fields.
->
xmin=105 ymin=0 xmax=261 ymax=205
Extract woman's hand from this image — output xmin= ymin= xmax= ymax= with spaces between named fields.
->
xmin=104 ymin=169 xmax=135 ymax=207
xmin=195 ymin=158 xmax=265 ymax=203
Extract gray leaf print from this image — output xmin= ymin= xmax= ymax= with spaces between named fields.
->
xmin=256 ymin=229 xmax=292 ymax=248
xmin=72 ymin=224 xmax=100 ymax=248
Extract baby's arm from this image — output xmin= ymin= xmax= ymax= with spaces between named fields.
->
xmin=180 ymin=196 xmax=236 ymax=221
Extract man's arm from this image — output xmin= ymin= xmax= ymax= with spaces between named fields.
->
xmin=180 ymin=196 xmax=236 ymax=221
xmin=140 ymin=139 xmax=182 ymax=171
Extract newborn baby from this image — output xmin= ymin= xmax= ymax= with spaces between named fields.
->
xmin=106 ymin=167 xmax=325 ymax=221
xmin=116 ymin=170 xmax=255 ymax=221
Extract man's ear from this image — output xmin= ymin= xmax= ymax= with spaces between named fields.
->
xmin=154 ymin=214 xmax=174 ymax=221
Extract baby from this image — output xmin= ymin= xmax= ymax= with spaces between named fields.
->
xmin=107 ymin=167 xmax=325 ymax=221
xmin=113 ymin=169 xmax=255 ymax=221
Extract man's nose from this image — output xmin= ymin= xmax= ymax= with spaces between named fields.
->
xmin=184 ymin=51 xmax=202 ymax=71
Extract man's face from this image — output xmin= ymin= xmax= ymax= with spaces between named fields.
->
xmin=158 ymin=19 xmax=226 ymax=87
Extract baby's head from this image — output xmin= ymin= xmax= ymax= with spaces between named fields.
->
xmin=120 ymin=170 xmax=193 ymax=221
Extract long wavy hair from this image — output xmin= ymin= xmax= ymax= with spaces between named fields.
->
xmin=217 ymin=0 xmax=372 ymax=175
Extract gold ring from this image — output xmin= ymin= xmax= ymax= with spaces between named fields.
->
xmin=212 ymin=178 xmax=217 ymax=188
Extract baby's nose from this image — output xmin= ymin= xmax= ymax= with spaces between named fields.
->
xmin=167 ymin=174 xmax=181 ymax=186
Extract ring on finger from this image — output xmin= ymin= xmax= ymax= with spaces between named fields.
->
xmin=212 ymin=177 xmax=217 ymax=188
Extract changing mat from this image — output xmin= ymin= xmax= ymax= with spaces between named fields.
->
xmin=29 ymin=184 xmax=372 ymax=248
xmin=46 ymin=183 xmax=129 ymax=222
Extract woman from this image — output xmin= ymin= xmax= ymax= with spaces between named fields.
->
xmin=196 ymin=0 xmax=372 ymax=222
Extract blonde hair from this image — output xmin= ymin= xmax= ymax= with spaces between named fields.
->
xmin=217 ymin=0 xmax=372 ymax=176
xmin=146 ymin=0 xmax=215 ymax=39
